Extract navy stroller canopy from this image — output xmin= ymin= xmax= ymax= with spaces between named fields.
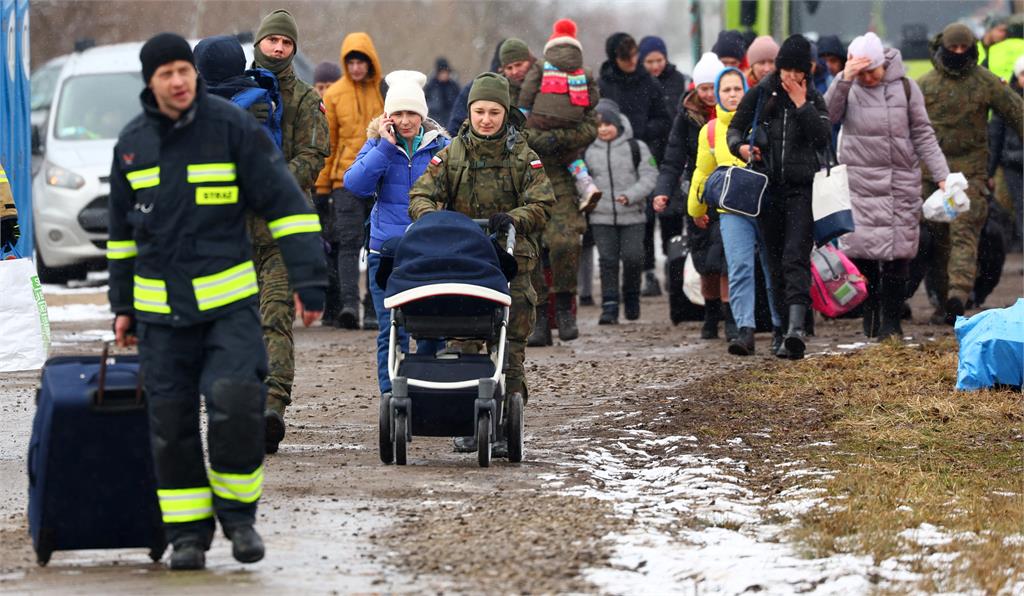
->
xmin=383 ymin=211 xmax=512 ymax=309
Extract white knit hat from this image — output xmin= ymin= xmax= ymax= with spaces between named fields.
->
xmin=384 ymin=70 xmax=428 ymax=118
xmin=847 ymin=32 xmax=885 ymax=70
xmin=692 ymin=52 xmax=725 ymax=86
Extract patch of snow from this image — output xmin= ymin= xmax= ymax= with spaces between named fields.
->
xmin=836 ymin=342 xmax=870 ymax=350
xmin=46 ymin=302 xmax=111 ymax=322
xmin=804 ymin=441 xmax=836 ymax=447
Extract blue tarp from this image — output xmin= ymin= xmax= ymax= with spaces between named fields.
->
xmin=1 ymin=0 xmax=32 ymax=258
xmin=955 ymin=298 xmax=1024 ymax=391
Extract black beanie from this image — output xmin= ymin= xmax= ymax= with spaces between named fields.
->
xmin=775 ymin=34 xmax=813 ymax=75
xmin=712 ymin=30 xmax=746 ymax=61
xmin=140 ymin=33 xmax=194 ymax=84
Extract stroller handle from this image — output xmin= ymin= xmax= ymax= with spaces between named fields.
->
xmin=472 ymin=219 xmax=516 ymax=255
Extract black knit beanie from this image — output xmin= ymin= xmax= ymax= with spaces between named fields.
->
xmin=712 ymin=30 xmax=746 ymax=61
xmin=775 ymin=34 xmax=813 ymax=75
xmin=140 ymin=33 xmax=195 ymax=84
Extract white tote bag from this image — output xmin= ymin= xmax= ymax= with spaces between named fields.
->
xmin=811 ymin=163 xmax=854 ymax=247
xmin=0 ymin=258 xmax=51 ymax=372
xmin=682 ymin=252 xmax=705 ymax=306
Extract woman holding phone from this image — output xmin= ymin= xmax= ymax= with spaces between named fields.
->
xmin=343 ymin=70 xmax=450 ymax=399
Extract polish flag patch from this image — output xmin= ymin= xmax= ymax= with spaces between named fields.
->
xmin=430 ymin=155 xmax=443 ymax=166
xmin=530 ymin=159 xmax=543 ymax=169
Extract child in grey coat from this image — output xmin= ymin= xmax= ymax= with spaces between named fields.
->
xmin=584 ymin=98 xmax=659 ymax=324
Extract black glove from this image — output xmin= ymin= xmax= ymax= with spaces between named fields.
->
xmin=248 ymin=102 xmax=271 ymax=124
xmin=1 ymin=218 xmax=19 ymax=245
xmin=488 ymin=212 xmax=514 ymax=235
xmin=296 ymin=287 xmax=326 ymax=312
xmin=313 ymin=193 xmax=330 ymax=211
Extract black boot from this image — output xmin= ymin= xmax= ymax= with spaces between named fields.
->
xmin=264 ymin=408 xmax=285 ymax=455
xmin=944 ymin=296 xmax=965 ymax=325
xmin=771 ymin=326 xmax=786 ymax=357
xmin=527 ymin=305 xmax=552 ymax=346
xmin=555 ymin=293 xmax=579 ymax=340
xmin=362 ymin=292 xmax=378 ymax=330
xmin=599 ymin=301 xmax=619 ymax=325
xmin=225 ymin=525 xmax=265 ymax=564
xmin=169 ymin=541 xmax=206 ymax=570
xmin=877 ymin=279 xmax=905 ymax=340
xmin=784 ymin=304 xmax=807 ymax=360
xmin=623 ymin=292 xmax=641 ymax=320
xmin=862 ymin=296 xmax=880 ymax=338
xmin=641 ymin=270 xmax=662 ymax=296
xmin=728 ymin=327 xmax=756 ymax=356
xmin=701 ymin=298 xmax=722 ymax=339
xmin=722 ymin=302 xmax=738 ymax=342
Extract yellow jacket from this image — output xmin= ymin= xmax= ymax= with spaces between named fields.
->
xmin=315 ymin=33 xmax=384 ymax=193
xmin=687 ymin=105 xmax=745 ymax=218
xmin=0 ymin=164 xmax=16 ymax=222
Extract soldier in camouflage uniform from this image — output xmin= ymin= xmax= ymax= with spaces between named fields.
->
xmin=252 ymin=9 xmax=331 ymax=453
xmin=495 ymin=38 xmax=597 ymax=345
xmin=409 ymin=73 xmax=554 ymax=414
xmin=918 ymin=24 xmax=1023 ymax=324
xmin=0 ymin=162 xmax=18 ymax=246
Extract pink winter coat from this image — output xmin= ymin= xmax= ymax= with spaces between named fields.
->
xmin=825 ymin=48 xmax=949 ymax=261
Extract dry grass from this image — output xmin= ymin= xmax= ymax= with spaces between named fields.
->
xmin=735 ymin=340 xmax=1023 ymax=593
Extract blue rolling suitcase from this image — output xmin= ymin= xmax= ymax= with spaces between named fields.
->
xmin=28 ymin=344 xmax=167 ymax=566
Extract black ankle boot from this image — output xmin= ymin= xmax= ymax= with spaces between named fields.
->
xmin=599 ymin=301 xmax=619 ymax=325
xmin=728 ymin=327 xmax=756 ymax=356
xmin=862 ymin=297 xmax=880 ymax=338
xmin=771 ymin=326 xmax=786 ymax=357
xmin=225 ymin=525 xmax=264 ymax=564
xmin=784 ymin=304 xmax=807 ymax=359
xmin=554 ymin=293 xmax=579 ymax=340
xmin=701 ymin=298 xmax=722 ymax=339
xmin=527 ymin=305 xmax=552 ymax=346
xmin=877 ymin=279 xmax=905 ymax=340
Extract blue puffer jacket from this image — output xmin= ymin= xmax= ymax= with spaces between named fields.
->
xmin=344 ymin=116 xmax=450 ymax=251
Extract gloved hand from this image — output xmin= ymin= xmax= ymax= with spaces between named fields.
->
xmin=248 ymin=102 xmax=271 ymax=124
xmin=1 ymin=218 xmax=19 ymax=245
xmin=296 ymin=286 xmax=326 ymax=313
xmin=313 ymin=193 xmax=330 ymax=211
xmin=488 ymin=212 xmax=514 ymax=235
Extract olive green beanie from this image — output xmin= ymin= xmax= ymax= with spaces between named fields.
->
xmin=256 ymin=9 xmax=299 ymax=48
xmin=499 ymin=38 xmax=531 ymax=66
xmin=467 ymin=72 xmax=510 ymax=113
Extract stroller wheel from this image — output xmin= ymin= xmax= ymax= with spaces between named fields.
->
xmin=394 ymin=411 xmax=408 ymax=466
xmin=378 ymin=393 xmax=394 ymax=464
xmin=477 ymin=412 xmax=491 ymax=468
xmin=506 ymin=392 xmax=524 ymax=463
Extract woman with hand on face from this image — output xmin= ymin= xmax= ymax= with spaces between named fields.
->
xmin=688 ymin=67 xmax=783 ymax=355
xmin=727 ymin=35 xmax=832 ymax=360
xmin=825 ymin=32 xmax=949 ymax=340
xmin=343 ymin=71 xmax=451 ymax=401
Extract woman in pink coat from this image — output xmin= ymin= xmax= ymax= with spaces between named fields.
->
xmin=825 ymin=33 xmax=949 ymax=339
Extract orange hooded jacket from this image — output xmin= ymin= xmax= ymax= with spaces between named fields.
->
xmin=315 ymin=33 xmax=384 ymax=193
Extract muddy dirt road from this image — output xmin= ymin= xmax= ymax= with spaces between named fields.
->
xmin=0 ymin=259 xmax=1017 ymax=594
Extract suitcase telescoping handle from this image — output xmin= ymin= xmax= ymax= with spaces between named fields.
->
xmin=96 ymin=341 xmax=144 ymax=407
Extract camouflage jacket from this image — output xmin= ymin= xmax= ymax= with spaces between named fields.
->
xmin=408 ymin=120 xmax=554 ymax=261
xmin=919 ymin=35 xmax=1024 ymax=175
xmin=277 ymin=65 xmax=330 ymax=191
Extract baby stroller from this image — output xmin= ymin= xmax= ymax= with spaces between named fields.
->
xmin=378 ymin=211 xmax=522 ymax=467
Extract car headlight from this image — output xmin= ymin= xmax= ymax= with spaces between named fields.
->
xmin=45 ymin=162 xmax=86 ymax=190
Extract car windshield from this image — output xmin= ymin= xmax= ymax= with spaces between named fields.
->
xmin=54 ymin=73 xmax=141 ymax=140
xmin=30 ymin=61 xmax=63 ymax=112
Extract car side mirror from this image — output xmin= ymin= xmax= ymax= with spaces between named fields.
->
xmin=31 ymin=124 xmax=44 ymax=156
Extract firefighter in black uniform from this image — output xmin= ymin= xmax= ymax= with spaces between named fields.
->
xmin=108 ymin=33 xmax=327 ymax=570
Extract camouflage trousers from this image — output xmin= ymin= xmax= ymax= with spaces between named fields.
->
xmin=507 ymin=257 xmax=538 ymax=399
xmin=531 ymin=180 xmax=584 ymax=297
xmin=249 ymin=214 xmax=295 ymax=413
xmin=923 ymin=174 xmax=989 ymax=302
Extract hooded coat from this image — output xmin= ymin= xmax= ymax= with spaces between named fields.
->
xmin=342 ymin=116 xmax=450 ymax=251
xmin=825 ymin=48 xmax=950 ymax=261
xmin=585 ymin=116 xmax=658 ymax=227
xmin=316 ymin=33 xmax=385 ymax=193
xmin=598 ymin=34 xmax=672 ymax=153
xmin=650 ymin=63 xmax=692 ymax=161
xmin=917 ymin=32 xmax=1024 ymax=177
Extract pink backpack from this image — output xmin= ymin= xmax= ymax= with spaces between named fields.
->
xmin=810 ymin=245 xmax=868 ymax=318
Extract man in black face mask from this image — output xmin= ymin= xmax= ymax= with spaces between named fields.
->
xmin=917 ymin=23 xmax=1023 ymax=325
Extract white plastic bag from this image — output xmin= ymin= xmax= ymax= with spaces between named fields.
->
xmin=0 ymin=258 xmax=51 ymax=372
xmin=923 ymin=172 xmax=970 ymax=222
xmin=682 ymin=252 xmax=705 ymax=306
